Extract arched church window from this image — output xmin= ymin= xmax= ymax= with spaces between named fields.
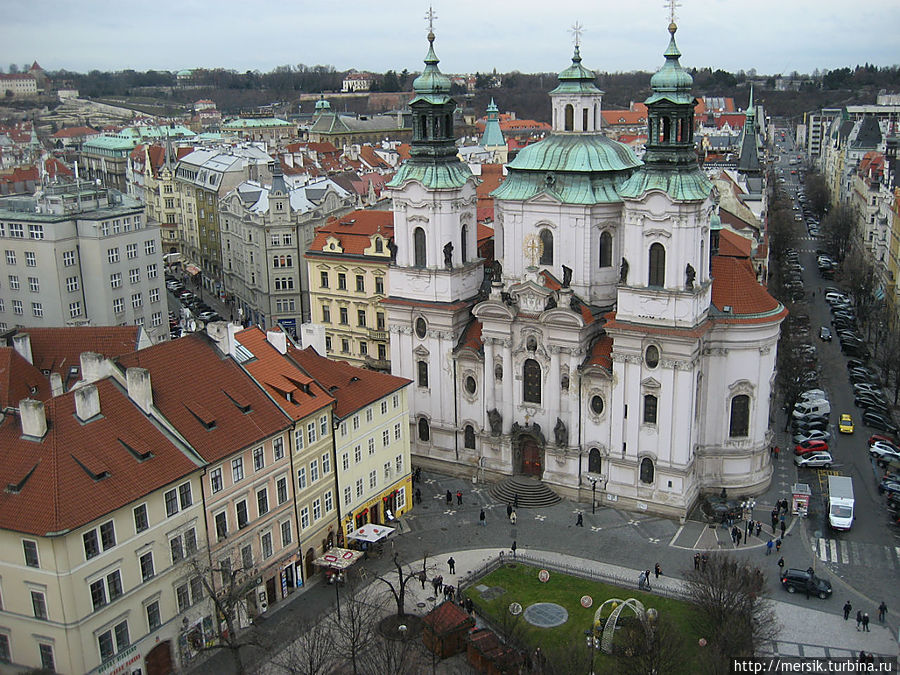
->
xmin=418 ymin=418 xmax=430 ymax=442
xmin=643 ymin=394 xmax=658 ymax=425
xmin=565 ymin=105 xmax=574 ymax=131
xmin=588 ymin=448 xmax=602 ymax=474
xmin=460 ymin=223 xmax=468 ymax=263
xmin=417 ymin=360 xmax=429 ymax=388
xmin=729 ymin=394 xmax=750 ymax=437
xmin=413 ymin=227 xmax=426 ymax=268
xmin=648 ymin=243 xmax=665 ymax=287
xmin=599 ymin=231 xmax=612 ymax=268
xmin=464 ymin=425 xmax=476 ymax=449
xmin=640 ymin=457 xmax=655 ymax=484
xmin=415 ymin=317 xmax=427 ymax=339
xmin=539 ymin=229 xmax=553 ymax=266
xmin=582 ymin=108 xmax=589 ymax=131
xmin=523 ymin=359 xmax=542 ymax=404
xmin=445 ymin=114 xmax=452 ymax=137
xmin=662 ymin=116 xmax=671 ymax=142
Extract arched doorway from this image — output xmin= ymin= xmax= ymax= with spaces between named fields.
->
xmin=305 ymin=547 xmax=316 ymax=580
xmin=145 ymin=640 xmax=173 ymax=675
xmin=518 ymin=436 xmax=543 ymax=477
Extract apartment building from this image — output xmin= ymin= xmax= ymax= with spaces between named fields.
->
xmin=232 ymin=327 xmax=341 ymax=583
xmin=305 ymin=210 xmax=394 ymax=369
xmin=220 ymin=166 xmax=353 ymax=331
xmin=221 ymin=117 xmax=296 ymax=146
xmin=128 ymin=141 xmax=183 ymax=258
xmin=289 ymin=346 xmax=412 ymax=542
xmin=0 ymin=183 xmax=168 ymax=342
xmin=115 ymin=333 xmax=297 ymax=624
xmin=0 ymin=368 xmax=209 ymax=674
xmin=174 ymin=146 xmax=273 ymax=295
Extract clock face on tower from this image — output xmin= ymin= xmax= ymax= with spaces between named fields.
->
xmin=523 ymin=234 xmax=543 ymax=267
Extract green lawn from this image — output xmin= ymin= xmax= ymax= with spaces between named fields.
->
xmin=463 ymin=563 xmax=705 ymax=673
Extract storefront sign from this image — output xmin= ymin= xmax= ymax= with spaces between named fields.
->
xmin=97 ymin=644 xmax=141 ymax=675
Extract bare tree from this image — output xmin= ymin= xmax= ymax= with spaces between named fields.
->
xmin=614 ymin=614 xmax=685 ymax=675
xmin=326 ymin=573 xmax=384 ymax=675
xmin=683 ymin=553 xmax=779 ymax=675
xmin=804 ymin=171 xmax=830 ymax=220
xmin=266 ymin=617 xmax=336 ymax=675
xmin=821 ymin=203 xmax=857 ymax=263
xmin=370 ymin=551 xmax=434 ymax=617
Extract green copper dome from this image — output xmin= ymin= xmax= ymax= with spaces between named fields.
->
xmin=314 ymin=98 xmax=331 ymax=111
xmin=550 ymin=46 xmax=603 ymax=95
xmin=411 ymin=31 xmax=452 ymax=105
xmin=646 ymin=23 xmax=694 ymax=105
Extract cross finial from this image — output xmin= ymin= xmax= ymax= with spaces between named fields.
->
xmin=425 ymin=6 xmax=437 ymax=38
xmin=666 ymin=0 xmax=681 ymax=29
xmin=569 ymin=21 xmax=584 ymax=48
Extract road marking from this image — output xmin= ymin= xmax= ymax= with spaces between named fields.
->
xmin=840 ymin=543 xmax=849 ymax=565
xmin=883 ymin=545 xmax=896 ymax=570
xmin=591 ymin=525 xmax=603 ymax=532
xmin=534 ymin=514 xmax=546 ymax=521
xmin=829 ymin=539 xmax=838 ymax=562
xmin=850 ymin=541 xmax=861 ymax=566
xmin=818 ymin=537 xmax=828 ymax=562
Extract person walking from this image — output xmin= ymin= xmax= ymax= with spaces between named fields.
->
xmin=777 ymin=557 xmax=785 ymax=572
xmin=755 ymin=522 xmax=762 ymax=538
xmin=511 ymin=540 xmax=517 ymax=558
xmin=506 ymin=503 xmax=513 ymax=519
xmin=843 ymin=601 xmax=852 ymax=620
xmin=771 ymin=511 xmax=778 ymax=533
xmin=766 ymin=539 xmax=773 ymax=555
xmin=446 ymin=490 xmax=453 ymax=505
xmin=510 ymin=510 xmax=517 ymax=525
xmin=654 ymin=562 xmax=661 ymax=579
xmin=693 ymin=553 xmax=700 ymax=570
xmin=736 ymin=529 xmax=743 ymax=546
xmin=513 ymin=493 xmax=519 ymax=509
xmin=456 ymin=490 xmax=463 ymax=506
xmin=775 ymin=539 xmax=782 ymax=552
xmin=701 ymin=552 xmax=709 ymax=570
xmin=448 ymin=557 xmax=456 ymax=574
xmin=745 ymin=519 xmax=751 ymax=537
xmin=862 ymin=613 xmax=870 ymax=632
xmin=644 ymin=570 xmax=652 ymax=591
xmin=878 ymin=601 xmax=887 ymax=622
xmin=780 ymin=520 xmax=786 ymax=538
xmin=856 ymin=610 xmax=863 ymax=631
xmin=479 ymin=508 xmax=486 ymax=527
xmin=415 ymin=488 xmax=422 ymax=504
xmin=576 ymin=512 xmax=584 ymax=527
xmin=419 ymin=570 xmax=427 ymax=589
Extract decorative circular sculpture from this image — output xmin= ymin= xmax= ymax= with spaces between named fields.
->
xmin=594 ymin=597 xmax=647 ymax=654
xmin=580 ymin=595 xmax=593 ymax=608
xmin=509 ymin=602 xmax=523 ymax=616
xmin=538 ymin=569 xmax=550 ymax=583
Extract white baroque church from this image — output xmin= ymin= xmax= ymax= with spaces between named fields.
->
xmin=385 ymin=22 xmax=786 ymax=517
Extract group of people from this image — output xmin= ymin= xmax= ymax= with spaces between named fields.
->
xmin=843 ymin=600 xmax=889 ymax=630
xmin=693 ymin=552 xmax=710 ymax=570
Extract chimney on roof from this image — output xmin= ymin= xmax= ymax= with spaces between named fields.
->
xmin=80 ymin=352 xmax=109 ymax=383
xmin=266 ymin=329 xmax=287 ymax=355
xmin=126 ymin=367 xmax=153 ymax=413
xmin=12 ymin=333 xmax=33 ymax=364
xmin=19 ymin=399 xmax=47 ymax=438
xmin=49 ymin=372 xmax=63 ymax=397
xmin=206 ymin=321 xmax=242 ymax=358
xmin=74 ymin=383 xmax=101 ymax=422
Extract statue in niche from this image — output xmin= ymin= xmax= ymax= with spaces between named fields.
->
xmin=560 ymin=375 xmax=569 ymax=390
xmin=554 ymin=418 xmax=568 ymax=447
xmin=619 ymin=257 xmax=629 ymax=284
xmin=685 ymin=263 xmax=696 ymax=289
xmin=443 ymin=241 xmax=453 ymax=269
xmin=487 ymin=408 xmax=503 ymax=436
xmin=491 ymin=259 xmax=503 ymax=282
xmin=494 ymin=363 xmax=503 ymax=381
xmin=562 ymin=265 xmax=572 ymax=288
xmin=387 ymin=239 xmax=398 ymax=262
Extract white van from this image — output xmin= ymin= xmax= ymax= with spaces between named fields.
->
xmin=793 ymin=400 xmax=831 ymax=418
xmin=799 ymin=389 xmax=826 ymax=402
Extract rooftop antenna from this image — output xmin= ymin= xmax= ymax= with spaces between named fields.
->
xmin=569 ymin=21 xmax=584 ymax=48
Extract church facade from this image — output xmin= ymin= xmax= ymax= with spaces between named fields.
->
xmin=385 ymin=22 xmax=785 ymax=517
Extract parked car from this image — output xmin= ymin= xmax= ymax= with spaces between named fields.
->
xmin=870 ymin=444 xmax=900 ymax=463
xmin=793 ymin=429 xmax=831 ymax=444
xmin=794 ymin=451 xmax=834 ymax=469
xmin=863 ymin=411 xmax=899 ymax=435
xmin=792 ymin=417 xmax=829 ymax=432
xmin=795 ymin=439 xmax=829 ymax=455
xmin=818 ymin=327 xmax=832 ymax=342
xmin=838 ymin=414 xmax=854 ymax=434
xmin=198 ymin=311 xmax=222 ymax=322
xmin=868 ymin=434 xmax=898 ymax=447
xmin=799 ymin=389 xmax=827 ymax=401
xmin=847 ymin=359 xmax=869 ymax=370
xmin=781 ymin=568 xmax=832 ymax=598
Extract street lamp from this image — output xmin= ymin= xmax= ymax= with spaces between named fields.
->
xmin=589 ymin=477 xmax=597 ymax=515
xmin=330 ymin=569 xmax=345 ymax=620
xmin=585 ymin=626 xmax=601 ymax=675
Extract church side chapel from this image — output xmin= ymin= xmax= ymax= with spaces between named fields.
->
xmin=385 ymin=12 xmax=785 ymax=517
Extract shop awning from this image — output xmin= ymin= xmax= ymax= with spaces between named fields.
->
xmin=312 ymin=547 xmax=364 ymax=570
xmin=186 ymin=264 xmax=201 ymax=276
xmin=347 ymin=524 xmax=395 ymax=543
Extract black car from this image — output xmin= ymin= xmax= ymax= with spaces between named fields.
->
xmin=818 ymin=327 xmax=832 ymax=342
xmin=863 ymin=410 xmax=899 ymax=435
xmin=847 ymin=358 xmax=868 ymax=370
xmin=781 ymin=568 xmax=832 ymax=599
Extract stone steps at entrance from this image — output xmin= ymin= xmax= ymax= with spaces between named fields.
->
xmin=489 ymin=475 xmax=562 ymax=509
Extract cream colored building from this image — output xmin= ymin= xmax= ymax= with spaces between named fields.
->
xmin=0 ymin=376 xmax=210 ymax=674
xmin=305 ymin=210 xmax=394 ymax=370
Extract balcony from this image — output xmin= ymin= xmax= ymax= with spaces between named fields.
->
xmin=364 ymin=355 xmax=391 ymax=372
xmin=368 ymin=329 xmax=388 ymax=341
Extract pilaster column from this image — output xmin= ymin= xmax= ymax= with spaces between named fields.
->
xmin=483 ymin=337 xmax=495 ymax=413
xmin=549 ymin=346 xmax=560 ymax=411
xmin=502 ymin=339 xmax=514 ymax=433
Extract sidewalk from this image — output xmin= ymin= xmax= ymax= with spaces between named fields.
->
xmin=400 ymin=547 xmax=898 ymax=660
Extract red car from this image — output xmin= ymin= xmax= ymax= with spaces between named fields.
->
xmin=795 ymin=440 xmax=829 ymax=455
xmin=869 ymin=434 xmax=898 ymax=447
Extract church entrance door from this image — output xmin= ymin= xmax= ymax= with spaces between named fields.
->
xmin=521 ymin=437 xmax=542 ymax=477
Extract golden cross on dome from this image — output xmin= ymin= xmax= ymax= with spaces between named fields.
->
xmin=425 ymin=6 xmax=437 ymax=35
xmin=666 ymin=0 xmax=682 ymax=27
xmin=569 ymin=21 xmax=584 ymax=48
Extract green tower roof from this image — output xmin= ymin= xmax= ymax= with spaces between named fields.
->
xmin=550 ymin=46 xmax=603 ymax=96
xmin=480 ymin=99 xmax=505 ymax=148
xmin=411 ymin=30 xmax=452 ymax=106
xmin=646 ymin=23 xmax=694 ymax=105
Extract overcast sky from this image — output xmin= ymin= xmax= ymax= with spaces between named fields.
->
xmin=6 ymin=0 xmax=898 ymax=76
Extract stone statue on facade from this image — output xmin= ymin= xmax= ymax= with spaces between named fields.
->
xmin=619 ymin=257 xmax=629 ymax=284
xmin=554 ymin=417 xmax=568 ymax=447
xmin=443 ymin=241 xmax=453 ymax=269
xmin=387 ymin=239 xmax=398 ymax=262
xmin=562 ymin=265 xmax=572 ymax=288
xmin=545 ymin=294 xmax=557 ymax=310
xmin=685 ymin=263 xmax=696 ymax=289
xmin=491 ymin=259 xmax=503 ymax=282
xmin=487 ymin=408 xmax=503 ymax=436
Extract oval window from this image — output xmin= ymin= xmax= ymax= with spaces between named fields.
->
xmin=415 ymin=317 xmax=427 ymax=339
xmin=465 ymin=376 xmax=477 ymax=395
xmin=590 ymin=395 xmax=604 ymax=415
xmin=645 ymin=345 xmax=660 ymax=368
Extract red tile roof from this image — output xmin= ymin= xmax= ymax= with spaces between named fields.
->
xmin=0 ymin=378 xmax=200 ymax=536
xmin=457 ymin=320 xmax=482 ymax=354
xmin=711 ymin=256 xmax=782 ymax=319
xmin=718 ymin=229 xmax=753 ymax=258
xmin=424 ymin=600 xmax=475 ymax=635
xmin=307 ymin=210 xmax=393 ymax=258
xmin=358 ymin=145 xmax=391 ymax=170
xmin=308 ymin=142 xmax=339 ymax=154
xmin=117 ymin=334 xmax=290 ymax=462
xmin=0 ymin=347 xmax=51 ymax=407
xmin=51 ymin=126 xmax=99 ymax=139
xmin=540 ymin=271 xmax=595 ymax=324
xmin=287 ymin=346 xmax=410 ymax=419
xmin=44 ymin=157 xmax=72 ymax=178
xmin=584 ymin=335 xmax=613 ymax=370
xmin=601 ymin=110 xmax=647 ymax=126
xmin=20 ymin=326 xmax=143 ymax=380
xmin=235 ymin=327 xmax=334 ymax=420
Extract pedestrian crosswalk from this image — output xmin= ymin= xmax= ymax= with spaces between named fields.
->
xmin=814 ymin=537 xmax=900 ymax=569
